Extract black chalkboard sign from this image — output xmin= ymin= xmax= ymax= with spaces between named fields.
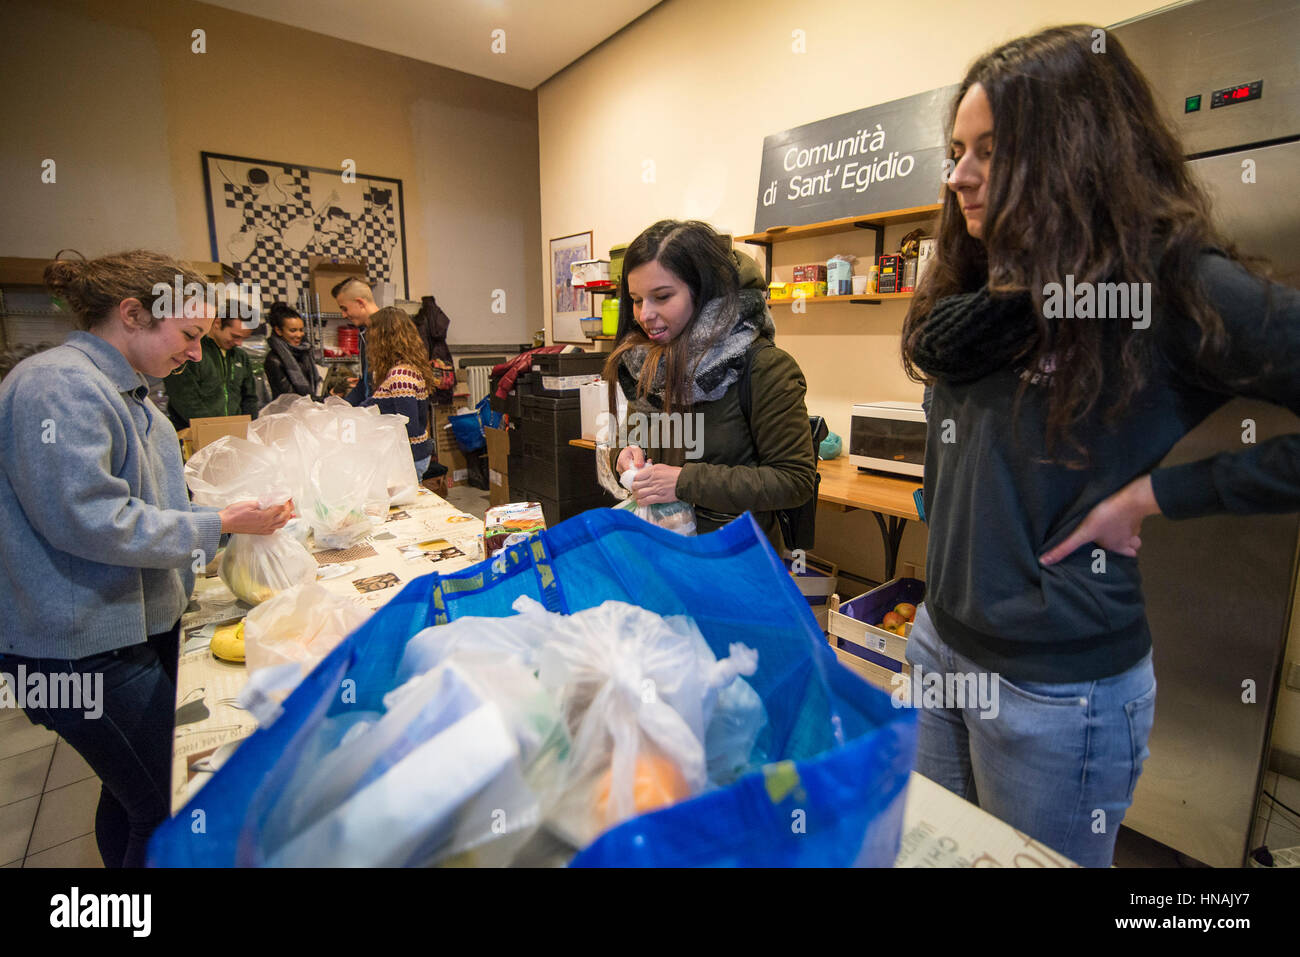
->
xmin=753 ymin=85 xmax=959 ymax=232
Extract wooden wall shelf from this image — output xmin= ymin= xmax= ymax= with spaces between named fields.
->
xmin=737 ymin=204 xmax=942 ymax=245
xmin=769 ymin=292 xmax=915 ymax=306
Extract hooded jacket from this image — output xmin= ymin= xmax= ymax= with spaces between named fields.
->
xmin=617 ymin=250 xmax=816 ymax=552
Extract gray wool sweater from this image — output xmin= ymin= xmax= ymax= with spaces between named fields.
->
xmin=0 ymin=332 xmax=224 ymax=659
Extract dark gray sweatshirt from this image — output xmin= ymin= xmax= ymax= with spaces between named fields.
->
xmin=922 ymin=251 xmax=1300 ymax=682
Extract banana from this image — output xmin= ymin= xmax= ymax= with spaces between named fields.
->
xmin=211 ymin=620 xmax=246 ymax=663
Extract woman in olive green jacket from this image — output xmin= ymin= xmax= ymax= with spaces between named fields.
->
xmin=604 ymin=219 xmax=815 ymax=552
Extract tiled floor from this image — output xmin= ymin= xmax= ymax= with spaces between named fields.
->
xmin=441 ymin=482 xmax=489 ymax=522
xmin=0 ymin=696 xmax=103 ymax=868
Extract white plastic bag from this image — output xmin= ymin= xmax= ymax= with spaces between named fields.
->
xmin=613 ymin=466 xmax=696 ymax=535
xmin=265 ymin=661 xmax=534 ymax=868
xmin=266 ymin=665 xmax=525 ymax=868
xmin=534 ymin=600 xmax=756 ymax=846
xmin=242 ymin=582 xmax=369 ymax=679
xmin=298 ymin=441 xmax=385 ymax=548
xmin=218 ymin=528 xmax=317 ymax=606
xmin=185 ymin=436 xmax=315 ymax=605
xmin=397 ymin=594 xmax=555 ymax=684
xmin=376 ymin=417 xmax=421 ymax=506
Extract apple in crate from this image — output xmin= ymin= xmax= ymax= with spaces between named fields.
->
xmin=894 ymin=602 xmax=917 ymax=623
xmin=882 ymin=611 xmax=905 ymax=631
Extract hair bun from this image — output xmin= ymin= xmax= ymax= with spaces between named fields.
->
xmin=43 ymin=258 xmax=86 ymax=308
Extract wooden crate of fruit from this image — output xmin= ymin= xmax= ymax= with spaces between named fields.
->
xmin=827 ymin=577 xmax=925 ymax=691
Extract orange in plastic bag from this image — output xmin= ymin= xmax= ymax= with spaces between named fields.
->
xmin=594 ymin=752 xmax=691 ymax=827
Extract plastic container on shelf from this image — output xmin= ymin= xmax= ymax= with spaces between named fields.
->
xmin=601 ymin=297 xmax=620 ymax=335
xmin=609 ymin=244 xmax=628 ymax=287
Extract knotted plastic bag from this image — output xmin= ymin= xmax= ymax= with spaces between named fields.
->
xmin=184 ymin=436 xmax=316 ymax=605
xmin=612 ymin=466 xmax=696 ymax=535
xmin=242 ymin=582 xmax=369 ymax=679
xmin=534 ymin=600 xmax=757 ymax=847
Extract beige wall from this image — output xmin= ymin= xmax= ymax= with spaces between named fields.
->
xmin=0 ymin=0 xmax=542 ymax=345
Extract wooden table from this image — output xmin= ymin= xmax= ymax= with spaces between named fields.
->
xmin=170 ymin=488 xmax=484 ymax=814
xmin=569 ymin=439 xmax=922 ymax=579
xmin=815 ymin=456 xmax=921 ymax=581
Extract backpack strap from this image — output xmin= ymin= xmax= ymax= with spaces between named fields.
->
xmin=737 ymin=338 xmax=772 ymax=450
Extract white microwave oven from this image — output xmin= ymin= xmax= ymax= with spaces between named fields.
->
xmin=849 ymin=402 xmax=926 ymax=477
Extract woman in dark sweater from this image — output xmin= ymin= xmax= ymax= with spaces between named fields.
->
xmin=899 ymin=25 xmax=1300 ymax=866
xmin=361 ymin=306 xmax=435 ymax=474
xmin=263 ymin=302 xmax=321 ymax=400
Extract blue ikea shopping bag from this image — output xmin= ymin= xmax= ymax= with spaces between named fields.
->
xmin=448 ymin=410 xmax=485 ymax=452
xmin=148 ymin=509 xmax=916 ymax=867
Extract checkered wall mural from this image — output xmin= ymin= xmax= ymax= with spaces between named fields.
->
xmin=204 ymin=153 xmax=407 ymax=308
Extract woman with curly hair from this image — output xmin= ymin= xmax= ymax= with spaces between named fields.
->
xmin=359 ymin=305 xmax=436 ymax=475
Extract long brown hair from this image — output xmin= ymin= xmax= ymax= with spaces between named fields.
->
xmin=602 ymin=220 xmax=740 ymax=418
xmin=44 ymin=250 xmax=207 ymax=331
xmin=901 ymin=24 xmax=1250 ymax=464
xmin=366 ymin=306 xmax=436 ymax=392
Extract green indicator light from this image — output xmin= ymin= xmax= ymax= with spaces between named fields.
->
xmin=1185 ymin=94 xmax=1202 ymax=113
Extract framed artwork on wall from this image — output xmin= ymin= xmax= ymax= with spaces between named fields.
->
xmin=549 ymin=230 xmax=593 ymax=343
xmin=201 ymin=151 xmax=409 ymax=309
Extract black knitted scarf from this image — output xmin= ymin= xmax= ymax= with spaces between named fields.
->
xmin=911 ymin=286 xmax=1040 ymax=385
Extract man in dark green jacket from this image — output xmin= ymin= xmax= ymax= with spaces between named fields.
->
xmin=164 ymin=318 xmax=260 ymax=430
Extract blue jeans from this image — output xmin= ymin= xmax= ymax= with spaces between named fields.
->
xmin=414 ymin=455 xmax=431 ymax=477
xmin=904 ymin=604 xmax=1156 ymax=867
xmin=0 ymin=623 xmax=179 ymax=868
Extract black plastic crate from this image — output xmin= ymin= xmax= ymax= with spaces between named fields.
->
xmin=520 ymin=393 xmax=579 ymax=412
xmin=530 ymin=352 xmax=607 ymax=376
xmin=513 ymin=446 xmax=602 ymax=500
xmin=515 ymin=399 xmax=581 ymax=449
xmin=509 ymin=483 xmax=612 ymax=529
xmin=529 ymin=354 xmax=605 ymax=398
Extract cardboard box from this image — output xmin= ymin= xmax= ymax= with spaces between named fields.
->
xmin=915 ymin=238 xmax=936 ymax=290
xmin=791 ymin=281 xmax=827 ymax=299
xmin=308 ymin=256 xmax=368 ymax=311
xmin=445 ymin=446 xmax=469 ymax=486
xmin=485 ymin=425 xmax=511 ymax=507
xmin=433 ymin=404 xmax=458 ymax=456
xmin=188 ymin=415 xmax=250 ymax=453
xmin=877 ymin=255 xmax=901 ymax=293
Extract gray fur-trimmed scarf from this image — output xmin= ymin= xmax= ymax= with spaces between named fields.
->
xmin=616 ymin=288 xmax=775 ymax=415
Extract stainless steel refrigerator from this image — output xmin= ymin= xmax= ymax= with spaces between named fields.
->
xmin=1111 ymin=0 xmax=1300 ymax=867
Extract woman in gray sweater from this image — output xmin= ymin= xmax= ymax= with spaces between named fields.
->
xmin=0 ymin=250 xmax=291 ymax=867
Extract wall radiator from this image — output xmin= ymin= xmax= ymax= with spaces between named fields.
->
xmin=466 ymin=365 xmax=492 ymax=407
